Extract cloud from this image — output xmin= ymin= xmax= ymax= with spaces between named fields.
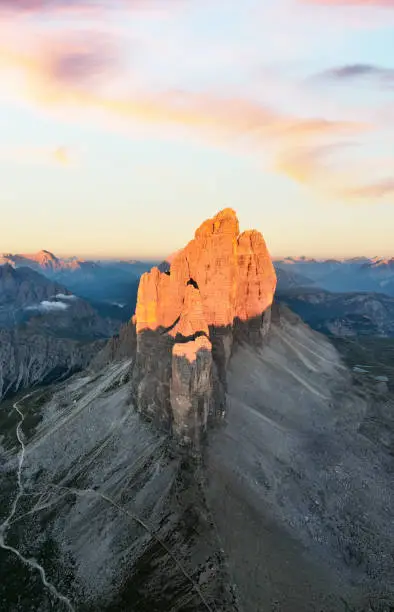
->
xmin=327 ymin=64 xmax=384 ymax=78
xmin=0 ymin=0 xmax=184 ymax=16
xmin=274 ymin=141 xmax=394 ymax=202
xmin=48 ymin=40 xmax=118 ymax=87
xmin=0 ymin=39 xmax=368 ymax=141
xmin=26 ymin=300 xmax=69 ymax=312
xmin=52 ymin=146 xmax=71 ymax=165
xmin=2 ymin=26 xmax=121 ymax=90
xmin=0 ymin=0 xmax=92 ymax=6
xmin=341 ymin=178 xmax=394 ymax=199
xmin=54 ymin=293 xmax=78 ymax=300
xmin=301 ymin=1 xmax=394 ymax=7
xmin=0 ymin=145 xmax=74 ymax=166
xmin=0 ymin=0 xmax=105 ymax=16
xmin=0 ymin=0 xmax=113 ymax=11
xmin=274 ymin=142 xmax=353 ymax=184
xmin=312 ymin=63 xmax=394 ymax=87
xmin=0 ymin=23 xmax=386 ymax=203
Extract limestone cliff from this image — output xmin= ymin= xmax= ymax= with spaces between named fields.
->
xmin=0 ymin=327 xmax=104 ymax=399
xmin=132 ymin=208 xmax=277 ymax=447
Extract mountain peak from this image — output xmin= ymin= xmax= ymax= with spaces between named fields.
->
xmin=34 ymin=249 xmax=58 ymax=262
xmin=194 ymin=207 xmax=239 ymax=239
xmin=132 ymin=208 xmax=277 ymax=447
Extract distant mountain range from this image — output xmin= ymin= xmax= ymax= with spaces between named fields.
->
xmin=276 ymin=286 xmax=394 ymax=338
xmin=0 ymin=250 xmax=100 ymax=274
xmin=0 ymin=250 xmax=154 ymax=308
xmin=0 ymin=264 xmax=128 ymax=400
xmin=274 ymin=256 xmax=394 ymax=339
xmin=274 ymin=256 xmax=394 ymax=296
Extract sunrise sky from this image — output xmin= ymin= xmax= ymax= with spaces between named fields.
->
xmin=0 ymin=0 xmax=393 ymax=259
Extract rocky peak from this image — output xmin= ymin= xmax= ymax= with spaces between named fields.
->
xmin=132 ymin=208 xmax=277 ymax=448
xmin=24 ymin=250 xmax=59 ymax=269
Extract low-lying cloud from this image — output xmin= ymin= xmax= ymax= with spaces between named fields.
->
xmin=54 ymin=293 xmax=78 ymax=300
xmin=26 ymin=300 xmax=69 ymax=312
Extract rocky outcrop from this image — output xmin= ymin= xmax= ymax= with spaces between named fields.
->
xmin=132 ymin=208 xmax=277 ymax=447
xmin=91 ymin=317 xmax=137 ymax=369
xmin=170 ymin=334 xmax=213 ymax=446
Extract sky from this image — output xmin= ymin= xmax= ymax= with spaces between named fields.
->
xmin=0 ymin=0 xmax=393 ymax=259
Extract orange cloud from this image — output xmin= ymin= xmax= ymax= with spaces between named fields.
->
xmin=0 ymin=40 xmax=367 ymax=138
xmin=273 ymin=143 xmax=354 ymax=190
xmin=274 ymin=146 xmax=330 ymax=184
xmin=52 ymin=146 xmax=71 ymax=165
xmin=0 ymin=145 xmax=73 ymax=166
xmin=0 ymin=35 xmax=380 ymax=201
xmin=274 ymin=142 xmax=394 ymax=202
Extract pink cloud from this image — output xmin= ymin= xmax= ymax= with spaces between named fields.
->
xmin=0 ymin=26 xmax=388 ymax=204
xmin=341 ymin=178 xmax=394 ymax=198
xmin=301 ymin=0 xmax=394 ymax=6
xmin=0 ymin=0 xmax=105 ymax=16
xmin=47 ymin=36 xmax=119 ymax=87
xmin=3 ymin=53 xmax=366 ymax=142
xmin=0 ymin=19 xmax=124 ymax=98
xmin=0 ymin=0 xmax=184 ymax=16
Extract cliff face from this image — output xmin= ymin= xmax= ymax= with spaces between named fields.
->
xmin=132 ymin=208 xmax=277 ymax=447
xmin=0 ymin=327 xmax=103 ymax=399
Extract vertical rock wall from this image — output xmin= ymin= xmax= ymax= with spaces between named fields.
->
xmin=132 ymin=208 xmax=277 ymax=447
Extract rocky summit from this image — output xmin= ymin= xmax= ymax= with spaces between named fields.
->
xmin=132 ymin=208 xmax=277 ymax=447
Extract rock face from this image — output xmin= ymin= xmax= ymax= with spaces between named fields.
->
xmin=133 ymin=208 xmax=277 ymax=447
xmin=91 ymin=318 xmax=137 ymax=369
xmin=170 ymin=334 xmax=213 ymax=446
xmin=0 ymin=327 xmax=103 ymax=400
